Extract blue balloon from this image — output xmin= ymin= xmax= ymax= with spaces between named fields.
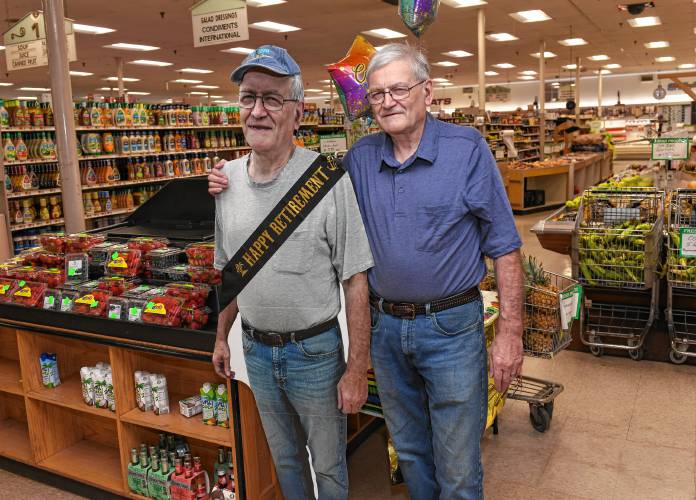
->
xmin=399 ymin=0 xmax=440 ymax=37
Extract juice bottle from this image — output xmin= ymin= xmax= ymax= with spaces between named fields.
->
xmin=140 ymin=104 xmax=148 ymax=126
xmin=120 ymin=132 xmax=130 ymax=155
xmin=154 ymin=132 xmax=162 ymax=153
xmin=102 ymin=102 xmax=113 ymax=127
xmin=132 ymin=104 xmax=140 ymax=127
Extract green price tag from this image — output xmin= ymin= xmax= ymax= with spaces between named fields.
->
xmin=18 ymin=280 xmax=25 ymax=287
xmin=679 ymin=228 xmax=696 ymax=257
xmin=111 ymin=251 xmax=119 ymax=260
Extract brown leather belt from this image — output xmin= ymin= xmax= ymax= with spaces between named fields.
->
xmin=241 ymin=317 xmax=339 ymax=347
xmin=369 ymin=287 xmax=481 ymax=320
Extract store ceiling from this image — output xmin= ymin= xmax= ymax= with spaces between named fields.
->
xmin=0 ymin=0 xmax=695 ymax=103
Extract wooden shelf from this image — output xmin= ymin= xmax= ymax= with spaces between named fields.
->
xmin=27 ymin=375 xmax=116 ymax=419
xmin=84 ymin=208 xmax=136 ymax=220
xmin=0 ymin=358 xmax=23 ymax=395
xmin=77 ymin=146 xmax=250 ymax=162
xmin=81 ymin=173 xmax=207 ymax=192
xmin=0 ymin=418 xmax=33 ymax=464
xmin=40 ymin=440 xmax=124 ymax=495
xmin=10 ymin=218 xmax=64 ymax=232
xmin=3 ymin=158 xmax=58 ymax=166
xmin=7 ymin=188 xmax=62 ymax=199
xmin=120 ymin=399 xmax=233 ymax=446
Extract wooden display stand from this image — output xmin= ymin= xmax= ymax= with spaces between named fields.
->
xmin=0 ymin=313 xmax=378 ymax=499
xmin=500 ymin=164 xmax=570 ymax=214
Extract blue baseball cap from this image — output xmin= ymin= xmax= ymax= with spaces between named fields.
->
xmin=230 ymin=45 xmax=301 ymax=83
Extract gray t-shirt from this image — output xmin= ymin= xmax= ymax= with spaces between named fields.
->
xmin=214 ymin=147 xmax=374 ymax=332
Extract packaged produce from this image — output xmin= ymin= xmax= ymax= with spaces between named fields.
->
xmin=88 ymin=242 xmax=125 ymax=266
xmin=42 ymin=288 xmax=61 ymax=310
xmin=58 ymin=289 xmax=78 ymax=312
xmin=38 ymin=232 xmax=66 ymax=253
xmin=127 ymin=236 xmax=169 ymax=254
xmin=75 ymin=279 xmax=101 ymax=293
xmin=188 ymin=266 xmax=221 ymax=285
xmin=107 ymin=296 xmax=129 ymax=320
xmin=73 ymin=289 xmax=111 ymax=316
xmin=97 ymin=276 xmax=138 ymax=296
xmin=164 ymin=282 xmax=211 ymax=307
xmin=40 ymin=352 xmax=60 ymax=388
xmin=181 ymin=306 xmax=211 ymax=330
xmin=200 ymin=382 xmax=216 ymax=426
xmin=80 ymin=366 xmax=95 ymax=405
xmin=146 ymin=248 xmax=183 ymax=269
xmin=9 ymin=280 xmax=46 ymax=307
xmin=0 ymin=263 xmax=19 ymax=276
xmin=162 ymin=264 xmax=189 ymax=282
xmin=65 ymin=233 xmax=106 ymax=253
xmin=126 ymin=298 xmax=147 ymax=322
xmin=150 ymin=373 xmax=170 ymax=415
xmin=7 ymin=265 xmax=41 ymax=281
xmin=123 ymin=284 xmax=158 ymax=298
xmin=0 ymin=279 xmax=17 ymax=302
xmin=135 ymin=371 xmax=154 ymax=411
xmin=94 ymin=368 xmax=108 ymax=409
xmin=141 ymin=295 xmax=184 ymax=327
xmin=36 ymin=252 xmax=65 ymax=268
xmin=106 ymin=371 xmax=116 ymax=412
xmin=185 ymin=242 xmax=215 ymax=267
xmin=215 ymin=384 xmax=229 ymax=428
xmin=38 ymin=268 xmax=65 ymax=288
xmin=179 ymin=395 xmax=202 ymax=418
xmin=105 ymin=248 xmax=142 ymax=277
xmin=18 ymin=247 xmax=44 ymax=266
xmin=65 ymin=253 xmax=89 ymax=283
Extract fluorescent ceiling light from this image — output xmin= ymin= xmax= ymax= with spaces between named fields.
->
xmin=320 ymin=79 xmax=331 ymax=83
xmin=679 ymin=63 xmax=696 ymax=69
xmin=627 ymin=16 xmax=661 ymax=27
xmin=441 ymin=0 xmax=487 ymax=6
xmin=69 ymin=71 xmax=93 ymax=76
xmin=563 ymin=63 xmax=578 ymax=70
xmin=443 ymin=50 xmax=473 ymax=58
xmin=493 ymin=63 xmax=515 ymax=69
xmin=518 ymin=75 xmax=535 ymax=80
xmin=16 ymin=96 xmax=38 ymax=100
xmin=509 ymin=10 xmax=551 ymax=23
xmin=594 ymin=70 xmax=611 ymax=75
xmin=128 ymin=59 xmax=173 ymax=67
xmin=558 ymin=38 xmax=587 ymax=46
xmin=438 ymin=82 xmax=454 ymax=87
xmin=250 ymin=21 xmax=300 ymax=32
xmin=104 ymin=42 xmax=159 ymax=51
xmin=432 ymin=78 xmax=449 ymax=82
xmin=305 ymin=89 xmax=323 ymax=93
xmin=551 ymin=82 xmax=560 ymax=87
xmin=98 ymin=87 xmax=127 ymax=91
xmin=222 ymin=47 xmax=254 ymax=54
xmin=0 ymin=83 xmax=13 ymax=86
xmin=0 ymin=46 xmax=5 ymax=50
xmin=655 ymin=56 xmax=675 ymax=62
xmin=209 ymin=95 xmax=223 ymax=98
xmin=20 ymin=87 xmax=50 ymax=92
xmin=362 ymin=28 xmax=407 ymax=39
xmin=213 ymin=100 xmax=231 ymax=104
xmin=194 ymin=85 xmax=219 ymax=89
xmin=587 ymin=54 xmax=609 ymax=61
xmin=486 ymin=33 xmax=518 ymax=42
xmin=104 ymin=76 xmax=140 ymax=82
xmin=179 ymin=68 xmax=213 ymax=74
xmin=73 ymin=23 xmax=115 ymax=35
xmin=433 ymin=61 xmax=459 ymax=67
xmin=644 ymin=41 xmax=669 ymax=49
xmin=519 ymin=70 xmax=537 ymax=75
xmin=189 ymin=91 xmax=208 ymax=95
xmin=604 ymin=63 xmax=621 ymax=69
xmin=126 ymin=91 xmax=150 ymax=95
xmin=173 ymin=79 xmax=203 ymax=84
xmin=246 ymin=0 xmax=286 ymax=6
xmin=531 ymin=51 xmax=557 ymax=58
xmin=484 ymin=70 xmax=498 ymax=76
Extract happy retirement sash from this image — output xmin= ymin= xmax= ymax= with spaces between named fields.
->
xmin=218 ymin=154 xmax=346 ymax=310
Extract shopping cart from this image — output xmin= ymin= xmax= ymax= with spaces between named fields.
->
xmin=573 ymin=187 xmax=664 ymax=360
xmin=665 ymin=189 xmax=696 ymax=364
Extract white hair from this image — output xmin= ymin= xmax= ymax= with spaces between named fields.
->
xmin=289 ymin=74 xmax=304 ymax=101
xmin=366 ymin=43 xmax=430 ymax=83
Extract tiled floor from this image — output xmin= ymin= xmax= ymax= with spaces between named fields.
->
xmin=4 ymin=202 xmax=695 ymax=499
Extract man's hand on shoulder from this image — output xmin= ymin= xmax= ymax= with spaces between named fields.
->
xmin=208 ymin=160 xmax=229 ymax=196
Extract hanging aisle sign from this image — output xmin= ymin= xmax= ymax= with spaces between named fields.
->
xmin=651 ymin=137 xmax=690 ymax=161
xmin=191 ymin=0 xmax=249 ymax=48
xmin=3 ymin=11 xmax=76 ymax=72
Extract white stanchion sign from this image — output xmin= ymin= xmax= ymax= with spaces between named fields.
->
xmin=191 ymin=0 xmax=248 ymax=48
xmin=3 ymin=11 xmax=76 ymax=72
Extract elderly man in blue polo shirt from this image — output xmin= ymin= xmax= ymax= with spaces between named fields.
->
xmin=210 ymin=43 xmax=524 ymax=499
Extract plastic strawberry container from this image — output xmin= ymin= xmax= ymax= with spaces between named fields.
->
xmin=0 ymin=263 xmax=19 ymax=276
xmin=188 ymin=266 xmax=221 ymax=285
xmin=9 ymin=281 xmax=47 ymax=308
xmin=146 ymin=248 xmax=184 ymax=270
xmin=104 ymin=248 xmax=142 ymax=278
xmin=96 ymin=276 xmax=139 ymax=296
xmin=185 ymin=242 xmax=215 ymax=267
xmin=164 ymin=282 xmax=211 ymax=308
xmin=58 ymin=289 xmax=79 ymax=312
xmin=89 ymin=242 xmax=126 ymax=266
xmin=18 ymin=248 xmax=44 ymax=266
xmin=141 ymin=295 xmax=184 ymax=327
xmin=162 ymin=265 xmax=190 ymax=282
xmin=42 ymin=288 xmax=61 ymax=310
xmin=106 ymin=296 xmax=129 ymax=321
xmin=38 ymin=268 xmax=66 ymax=288
xmin=181 ymin=306 xmax=212 ymax=330
xmin=127 ymin=237 xmax=169 ymax=254
xmin=39 ymin=232 xmax=67 ymax=254
xmin=72 ymin=289 xmax=111 ymax=316
xmin=65 ymin=253 xmax=90 ymax=283
xmin=37 ymin=252 xmax=65 ymax=268
xmin=0 ymin=279 xmax=17 ymax=302
xmin=7 ymin=266 xmax=42 ymax=282
xmin=65 ymin=233 xmax=107 ymax=253
xmin=125 ymin=297 xmax=147 ymax=322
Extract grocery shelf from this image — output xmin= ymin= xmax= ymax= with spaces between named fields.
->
xmin=2 ymin=126 xmax=56 ymax=133
xmin=0 ymin=358 xmax=23 ymax=395
xmin=0 ymin=418 xmax=32 ymax=464
xmin=77 ymin=146 xmax=250 ymax=162
xmin=4 ymin=158 xmax=58 ymax=166
xmin=81 ymin=173 xmax=207 ymax=192
xmin=76 ymin=124 xmax=241 ymax=131
xmin=10 ymin=218 xmax=64 ymax=232
xmin=39 ymin=440 xmax=124 ymax=495
xmin=26 ymin=375 xmax=117 ymax=420
xmin=7 ymin=188 xmax=62 ymax=199
xmin=120 ymin=400 xmax=233 ymax=447
xmin=84 ymin=207 xmax=136 ymax=220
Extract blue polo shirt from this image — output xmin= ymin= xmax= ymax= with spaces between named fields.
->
xmin=342 ymin=114 xmax=521 ymax=303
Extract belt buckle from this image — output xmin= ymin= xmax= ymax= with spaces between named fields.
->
xmin=399 ymin=303 xmax=416 ymax=320
xmin=266 ymin=333 xmax=284 ymax=347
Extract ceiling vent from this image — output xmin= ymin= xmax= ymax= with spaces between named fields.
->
xmin=640 ymin=74 xmax=655 ymax=82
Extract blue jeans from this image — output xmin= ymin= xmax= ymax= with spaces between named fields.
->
xmin=242 ymin=325 xmax=348 ymax=500
xmin=370 ymin=299 xmax=487 ymax=500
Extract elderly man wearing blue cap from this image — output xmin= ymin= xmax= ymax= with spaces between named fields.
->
xmin=211 ymin=45 xmax=374 ymax=500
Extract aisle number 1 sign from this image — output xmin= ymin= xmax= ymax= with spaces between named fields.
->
xmin=3 ymin=11 xmax=76 ymax=72
xmin=651 ymin=138 xmax=690 ymax=161
xmin=191 ymin=0 xmax=249 ymax=47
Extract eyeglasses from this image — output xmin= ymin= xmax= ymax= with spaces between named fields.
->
xmin=239 ymin=92 xmax=298 ymax=111
xmin=366 ymin=80 xmax=427 ymax=105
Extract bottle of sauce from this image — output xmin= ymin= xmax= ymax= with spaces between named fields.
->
xmin=0 ymin=100 xmax=9 ymax=127
xmin=45 ymin=102 xmax=54 ymax=127
xmin=90 ymin=101 xmax=101 ymax=128
xmin=4 ymin=134 xmax=17 ymax=162
xmin=115 ymin=101 xmax=126 ymax=127
xmin=15 ymin=134 xmax=28 ymax=161
xmin=102 ymin=132 xmax=115 ymax=154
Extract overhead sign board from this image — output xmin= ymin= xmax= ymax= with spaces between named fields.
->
xmin=3 ymin=11 xmax=76 ymax=72
xmin=191 ymin=0 xmax=249 ymax=48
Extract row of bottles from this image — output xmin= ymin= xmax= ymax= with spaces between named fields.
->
xmin=3 ymin=132 xmax=57 ymax=162
xmin=0 ymin=99 xmax=54 ymax=128
xmin=78 ymin=130 xmax=246 ymax=156
xmin=75 ymin=101 xmax=242 ymax=129
xmin=5 ymin=164 xmax=61 ymax=193
xmin=302 ymin=104 xmax=345 ymax=126
xmin=82 ymin=185 xmax=160 ymax=216
xmin=9 ymin=196 xmax=63 ymax=226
